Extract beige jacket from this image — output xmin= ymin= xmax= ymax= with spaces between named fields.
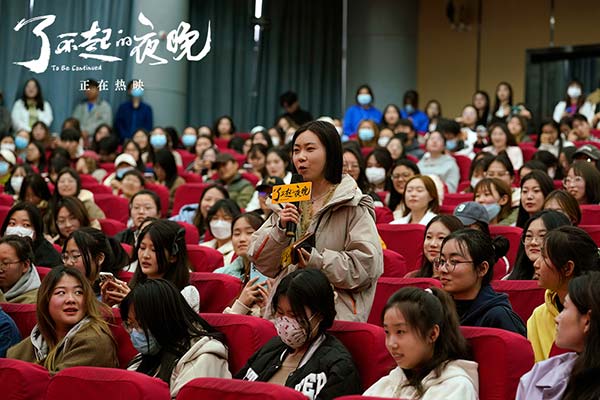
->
xmin=248 ymin=174 xmax=383 ymax=322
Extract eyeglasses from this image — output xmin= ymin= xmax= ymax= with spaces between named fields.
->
xmin=433 ymin=257 xmax=474 ymax=273
xmin=563 ymin=176 xmax=584 ymax=186
xmin=0 ymin=260 xmax=21 ymax=271
xmin=343 ymin=163 xmax=360 ymax=171
xmin=523 ymin=235 xmax=545 ymax=245
xmin=392 ymin=173 xmax=413 ymax=180
xmin=61 ymin=253 xmax=82 ymax=263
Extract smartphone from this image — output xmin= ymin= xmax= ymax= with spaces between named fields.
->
xmin=99 ymin=272 xmax=115 ymax=283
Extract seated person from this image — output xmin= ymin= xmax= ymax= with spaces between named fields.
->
xmin=517 ymin=271 xmax=600 ymax=399
xmin=114 ymin=190 xmax=161 ymax=246
xmin=0 ymin=235 xmax=40 ymax=303
xmin=200 ymin=199 xmax=241 ymax=264
xmin=152 ymin=148 xmax=186 ymax=213
xmin=58 ymin=128 xmax=83 ymax=162
xmin=52 ymin=168 xmax=105 ymax=222
xmin=364 ymin=287 xmax=478 ymax=399
xmin=103 ymin=153 xmax=139 ymax=192
xmin=391 ymin=175 xmax=439 ymax=225
xmin=213 ymin=153 xmax=254 ymax=208
xmin=0 ymin=306 xmax=20 ymax=357
xmin=236 ymin=269 xmax=362 ymax=399
xmin=437 ymin=229 xmax=526 ymax=335
xmin=7 ymin=266 xmax=118 ymax=372
xmin=417 ymin=131 xmax=460 ymax=193
xmin=46 ymin=196 xmax=93 ymax=246
xmin=121 ymin=279 xmax=230 ymax=397
xmin=118 ymin=169 xmax=145 ymax=200
xmin=543 ymin=190 xmax=581 ymax=226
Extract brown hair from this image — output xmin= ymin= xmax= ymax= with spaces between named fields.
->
xmin=473 ymin=178 xmax=512 ymax=222
xmin=357 ymin=119 xmax=380 ymax=147
xmin=402 ymin=175 xmax=440 ymax=216
xmin=543 ymin=190 xmax=582 ymax=226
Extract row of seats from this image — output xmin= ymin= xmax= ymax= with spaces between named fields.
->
xmin=1 ymin=312 xmax=533 ymax=400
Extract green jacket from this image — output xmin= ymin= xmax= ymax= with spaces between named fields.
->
xmin=218 ymin=174 xmax=254 ymax=208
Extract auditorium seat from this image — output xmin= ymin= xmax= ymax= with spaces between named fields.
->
xmin=175 ymin=221 xmax=200 ymax=244
xmin=201 ymin=313 xmax=277 ymax=374
xmin=381 ymin=249 xmax=408 ymax=278
xmin=172 ymin=183 xmax=208 ymax=215
xmin=451 ymin=154 xmax=472 ymax=182
xmin=489 ymin=225 xmax=522 ymax=266
xmin=580 ymin=224 xmax=600 ymax=246
xmin=190 ymin=272 xmax=242 ymax=313
xmin=175 ymin=149 xmax=196 ymax=167
xmin=461 ymin=326 xmax=534 ymax=400
xmin=94 ymin=194 xmax=129 ymax=224
xmin=376 ymin=224 xmax=425 ymax=272
xmin=368 ymin=277 xmax=442 ymax=325
xmin=52 ymin=243 xmax=62 ymax=253
xmin=46 ymin=367 xmax=170 ymax=400
xmin=457 ymin=180 xmax=471 ymax=192
xmin=0 ymin=358 xmax=51 ymax=400
xmin=145 ymin=182 xmax=170 ymax=218
xmin=519 ymin=144 xmax=537 ymax=162
xmin=81 ymin=182 xmax=112 ymax=195
xmin=186 ymin=244 xmax=224 ymax=272
xmin=374 ymin=206 xmax=394 ymax=224
xmin=0 ymin=193 xmax=15 ymax=207
xmin=110 ymin=308 xmax=140 ymax=368
xmin=2 ymin=302 xmax=37 ymax=338
xmin=98 ymin=218 xmax=126 ymax=237
xmin=442 ymin=192 xmax=473 ymax=207
xmin=580 ymin=204 xmax=600 ymax=225
xmin=176 ymin=378 xmax=307 ymax=400
xmin=336 ymin=397 xmax=394 ymax=400
xmin=121 ymin=243 xmax=133 ymax=256
xmin=491 ymin=280 xmax=545 ymax=323
xmin=180 ymin=171 xmax=204 ymax=183
xmin=36 ymin=266 xmax=51 ymax=280
xmin=213 ymin=138 xmax=231 ymax=150
xmin=0 ymin=205 xmax=11 ymax=227
xmin=438 ymin=204 xmax=455 ymax=214
xmin=329 ymin=320 xmax=395 ymax=391
xmin=241 ymin=172 xmax=260 ymax=187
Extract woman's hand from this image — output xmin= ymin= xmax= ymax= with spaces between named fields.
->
xmin=278 ymin=203 xmax=300 ymax=229
xmin=100 ymin=278 xmax=131 ymax=306
xmin=255 ymin=279 xmax=272 ymax=309
xmin=297 ymin=248 xmax=311 ymax=268
xmin=238 ymin=277 xmax=264 ymax=308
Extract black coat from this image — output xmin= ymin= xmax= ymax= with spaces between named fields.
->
xmin=34 ymin=238 xmax=62 ymax=267
xmin=236 ymin=334 xmax=361 ymax=400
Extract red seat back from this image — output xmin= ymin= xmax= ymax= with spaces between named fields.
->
xmin=491 ymin=280 xmax=545 ymax=323
xmin=172 ymin=183 xmax=209 ymax=215
xmin=175 ymin=149 xmax=196 ymax=167
xmin=98 ymin=218 xmax=126 ymax=237
xmin=110 ymin=308 xmax=140 ymax=369
xmin=36 ymin=266 xmax=51 ymax=280
xmin=381 ymin=249 xmax=408 ymax=277
xmin=376 ymin=224 xmax=425 ymax=271
xmin=176 ymin=221 xmax=200 ymax=245
xmin=46 ymin=367 xmax=170 ymax=400
xmin=186 ymin=244 xmax=224 ymax=272
xmin=374 ymin=207 xmax=393 ymax=224
xmin=442 ymin=193 xmax=473 ymax=207
xmin=1 ymin=302 xmax=37 ymax=338
xmin=580 ymin=225 xmax=600 ymax=246
xmin=189 ymin=272 xmax=242 ymax=313
xmin=329 ymin=320 xmax=395 ymax=391
xmin=461 ymin=326 xmax=534 ymax=400
xmin=94 ymin=194 xmax=129 ymax=224
xmin=375 ymin=191 xmax=389 ymax=206
xmin=213 ymin=138 xmax=231 ymax=150
xmin=240 ymin=172 xmax=259 ymax=187
xmin=99 ymin=162 xmax=116 ymax=174
xmin=144 ymin=182 xmax=170 ymax=218
xmin=200 ymin=313 xmax=277 ymax=375
xmin=492 ymin=257 xmax=510 ymax=280
xmin=0 ymin=205 xmax=11 ymax=227
xmin=0 ymin=193 xmax=15 ymax=207
xmin=177 ymin=377 xmax=307 ymax=400
xmin=451 ymin=154 xmax=472 ymax=182
xmin=489 ymin=225 xmax=522 ymax=266
xmin=580 ymin=205 xmax=600 ymax=225
xmin=368 ymin=277 xmax=442 ymax=325
xmin=0 ymin=358 xmax=51 ymax=400
xmin=81 ymin=182 xmax=112 ymax=195
xmin=519 ymin=144 xmax=537 ymax=162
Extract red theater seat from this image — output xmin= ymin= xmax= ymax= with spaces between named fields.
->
xmin=1 ymin=302 xmax=37 ymax=338
xmin=46 ymin=367 xmax=170 ymax=400
xmin=329 ymin=320 xmax=395 ymax=391
xmin=176 ymin=378 xmax=307 ymax=400
xmin=0 ymin=193 xmax=15 ymax=207
xmin=175 ymin=149 xmax=196 ymax=167
xmin=374 ymin=206 xmax=394 ymax=224
xmin=381 ymin=249 xmax=408 ymax=277
xmin=442 ymin=192 xmax=473 ymax=207
xmin=519 ymin=144 xmax=537 ymax=162
xmin=200 ymin=313 xmax=276 ymax=374
xmin=36 ymin=266 xmax=51 ymax=280
xmin=580 ymin=204 xmax=600 ymax=225
xmin=451 ymin=154 xmax=472 ymax=182
xmin=0 ymin=358 xmax=51 ymax=400
xmin=98 ymin=218 xmax=126 ymax=237
xmin=368 ymin=277 xmax=442 ymax=325
xmin=145 ymin=182 xmax=170 ymax=218
xmin=94 ymin=194 xmax=129 ymax=224
xmin=491 ymin=280 xmax=545 ymax=323
xmin=0 ymin=205 xmax=11 ymax=227
xmin=489 ymin=225 xmax=522 ymax=266
xmin=110 ymin=309 xmax=140 ymax=368
xmin=190 ymin=272 xmax=242 ymax=313
xmin=580 ymin=225 xmax=600 ymax=246
xmin=461 ymin=326 xmax=534 ymax=400
xmin=176 ymin=221 xmax=200 ymax=244
xmin=172 ymin=183 xmax=208 ymax=215
xmin=186 ymin=244 xmax=224 ymax=272
xmin=376 ymin=224 xmax=425 ymax=272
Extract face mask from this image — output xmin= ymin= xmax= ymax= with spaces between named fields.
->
xmin=182 ymin=134 xmax=197 ymax=147
xmin=150 ymin=134 xmax=167 ymax=149
xmin=482 ymin=203 xmax=501 ymax=221
xmin=446 ymin=139 xmax=457 ymax=150
xmin=210 ymin=219 xmax=232 ymax=240
xmin=15 ymin=136 xmax=28 ymax=150
xmin=365 ymin=167 xmax=386 ymax=185
xmin=377 ymin=136 xmax=390 ymax=147
xmin=404 ymin=104 xmax=415 ymax=114
xmin=0 ymin=161 xmax=9 ymax=176
xmin=341 ymin=135 xmax=349 ymax=143
xmin=131 ymin=87 xmax=144 ymax=98
xmin=5 ymin=225 xmax=34 ymax=239
xmin=271 ymin=136 xmax=281 ymax=147
xmin=10 ymin=176 xmax=24 ymax=192
xmin=357 ymin=93 xmax=372 ymax=105
xmin=547 ymin=167 xmax=556 ymax=179
xmin=116 ymin=167 xmax=133 ymax=180
xmin=470 ymin=177 xmax=481 ymax=188
xmin=274 ymin=316 xmax=309 ymax=349
xmin=358 ymin=128 xmax=375 ymax=142
xmin=335 ymin=126 xmax=343 ymax=136
xmin=1 ymin=143 xmax=15 ymax=152
xmin=129 ymin=328 xmax=161 ymax=355
xmin=567 ymin=86 xmax=582 ymax=98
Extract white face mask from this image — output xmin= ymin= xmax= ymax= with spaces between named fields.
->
xmin=271 ymin=136 xmax=281 ymax=147
xmin=365 ymin=167 xmax=386 ymax=185
xmin=1 ymin=143 xmax=15 ymax=152
xmin=377 ymin=137 xmax=391 ymax=147
xmin=335 ymin=126 xmax=343 ymax=136
xmin=210 ymin=219 xmax=232 ymax=240
xmin=10 ymin=176 xmax=24 ymax=193
xmin=5 ymin=225 xmax=34 ymax=239
xmin=470 ymin=177 xmax=482 ymax=188
xmin=567 ymin=86 xmax=582 ymax=99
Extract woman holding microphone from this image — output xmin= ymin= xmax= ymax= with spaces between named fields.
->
xmin=248 ymin=120 xmax=383 ymax=322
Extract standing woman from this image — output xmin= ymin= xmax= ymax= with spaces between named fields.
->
xmin=248 ymin=121 xmax=383 ymax=322
xmin=492 ymin=81 xmax=513 ymax=122
xmin=473 ymin=90 xmax=491 ymax=127
xmin=553 ymin=79 xmax=594 ymax=123
xmin=343 ymin=84 xmax=382 ymax=136
xmin=11 ymin=78 xmax=53 ymax=132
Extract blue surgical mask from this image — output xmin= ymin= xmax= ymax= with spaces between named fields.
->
xmin=482 ymin=203 xmax=501 ymax=221
xmin=446 ymin=139 xmax=457 ymax=150
xmin=116 ymin=167 xmax=132 ymax=179
xmin=0 ymin=161 xmax=9 ymax=176
xmin=182 ymin=134 xmax=197 ymax=147
xmin=15 ymin=136 xmax=28 ymax=150
xmin=404 ymin=104 xmax=415 ymax=114
xmin=129 ymin=328 xmax=161 ymax=355
xmin=357 ymin=94 xmax=372 ymax=105
xmin=358 ymin=128 xmax=375 ymax=142
xmin=150 ymin=134 xmax=167 ymax=149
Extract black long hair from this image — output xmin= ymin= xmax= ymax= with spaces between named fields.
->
xmin=414 ymin=215 xmax=464 ymax=278
xmin=388 ymin=159 xmax=420 ymax=212
xmin=515 ymin=170 xmax=555 ymax=228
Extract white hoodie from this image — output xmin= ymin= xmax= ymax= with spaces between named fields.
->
xmin=363 ymin=359 xmax=479 ymax=400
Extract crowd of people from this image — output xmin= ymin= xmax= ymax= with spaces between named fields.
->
xmin=1 ymin=77 xmax=600 ymax=399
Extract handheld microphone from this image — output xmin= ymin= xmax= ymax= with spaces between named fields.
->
xmin=286 ymin=174 xmax=304 ymax=237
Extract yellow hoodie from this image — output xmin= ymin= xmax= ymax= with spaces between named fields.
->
xmin=527 ymin=290 xmax=560 ymax=362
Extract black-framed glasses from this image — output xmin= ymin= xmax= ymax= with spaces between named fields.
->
xmin=433 ymin=257 xmax=474 ymax=273
xmin=522 ymin=234 xmax=545 ymax=245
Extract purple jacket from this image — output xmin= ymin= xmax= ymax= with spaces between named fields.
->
xmin=516 ymin=352 xmax=577 ymax=400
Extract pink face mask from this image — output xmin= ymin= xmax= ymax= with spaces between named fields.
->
xmin=274 ymin=315 xmax=314 ymax=349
